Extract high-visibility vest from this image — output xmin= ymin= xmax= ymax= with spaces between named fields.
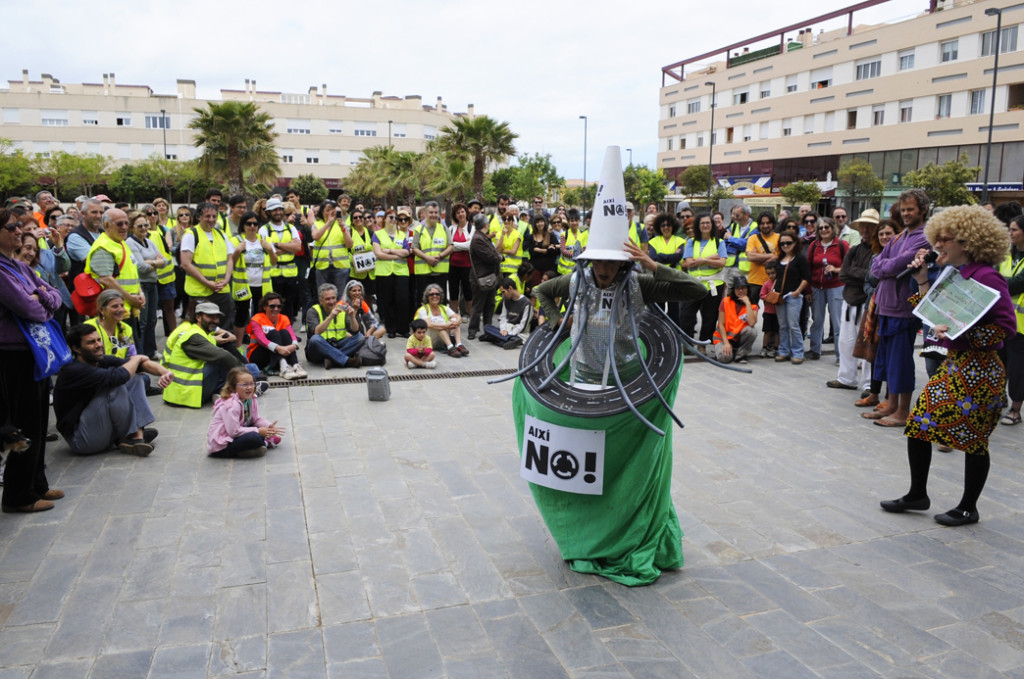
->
xmin=349 ymin=228 xmax=376 ymax=281
xmin=84 ymin=318 xmax=135 ymax=359
xmin=229 ymin=235 xmax=270 ymax=302
xmin=312 ymin=218 xmax=349 ymax=270
xmin=374 ymin=229 xmax=408 ymax=277
xmin=416 ymin=303 xmax=450 ymax=325
xmin=557 ymin=229 xmax=589 ymax=275
xmin=311 ymin=304 xmax=350 ymax=342
xmin=1000 ymin=253 xmax=1024 ymax=333
xmin=628 ymin=220 xmax=647 ymax=249
xmin=413 ymin=222 xmax=450 ymax=275
xmin=148 ymin=226 xmax=175 ymax=285
xmin=648 ymin=234 xmax=685 ymax=269
xmin=184 ymin=227 xmax=229 ymax=297
xmin=499 ymin=229 xmax=523 ymax=274
xmin=162 ymin=322 xmax=211 ymax=408
xmin=85 ymin=232 xmax=141 ymax=296
xmin=689 ymin=238 xmax=725 ymax=290
xmin=264 ymin=224 xmax=298 ymax=278
xmin=726 ymin=221 xmax=754 ymax=272
xmin=712 ymin=297 xmax=755 ymax=344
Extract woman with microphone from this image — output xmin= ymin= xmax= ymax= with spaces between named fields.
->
xmin=881 ymin=205 xmax=1016 ymax=526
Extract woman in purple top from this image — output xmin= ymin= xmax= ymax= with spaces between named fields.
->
xmin=0 ymin=208 xmax=64 ymax=513
xmin=881 ymin=205 xmax=1016 ymax=527
xmin=865 ymin=190 xmax=932 ymax=427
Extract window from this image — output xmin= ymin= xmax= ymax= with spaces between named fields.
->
xmin=759 ymin=121 xmax=769 ymax=138
xmin=803 ymin=118 xmax=813 ymax=135
xmin=687 ymin=99 xmax=700 ymax=114
xmin=82 ymin=111 xmax=98 ymax=126
xmin=281 ymin=153 xmax=294 ymax=163
xmin=900 ymin=100 xmax=913 ymax=123
xmin=937 ymin=94 xmax=952 ymax=119
xmin=328 ymin=121 xmax=343 ymax=134
xmin=970 ymin=89 xmax=986 ymax=115
xmin=668 ymin=105 xmax=676 ymax=117
xmin=733 ymin=91 xmax=748 ymax=106
xmin=2 ymin=108 xmax=19 ymax=123
xmin=786 ymin=75 xmax=798 ymax=93
xmin=726 ymin=127 xmax=734 ymax=143
xmin=812 ymin=78 xmax=831 ymax=89
xmin=941 ymin=39 xmax=958 ymax=62
xmin=286 ymin=119 xmax=311 ymax=134
xmin=306 ymin=153 xmax=320 ymax=164
xmin=145 ymin=114 xmax=170 ymax=130
xmin=872 ymin=105 xmax=885 ymax=126
xmin=423 ymin=125 xmax=436 ymax=141
xmin=40 ymin=110 xmax=69 ymax=126
xmin=855 ymin=60 xmax=881 ymax=80
xmin=710 ymin=132 xmax=717 ymax=144
xmin=87 ymin=142 xmax=101 ymax=154
xmin=34 ymin=142 xmax=50 ymax=158
xmin=165 ymin=145 xmax=178 ymax=160
xmin=116 ymin=113 xmax=131 ymax=127
xmin=391 ymin=122 xmax=407 ymax=138
xmin=898 ymin=49 xmax=915 ymax=71
xmin=847 ymin=110 xmax=858 ymax=129
xmin=330 ymin=150 xmax=342 ymax=164
xmin=667 ymin=138 xmax=674 ymax=151
xmin=783 ymin=127 xmax=792 ymax=136
xmin=354 ymin=129 xmax=376 ymax=137
xmin=760 ymin=88 xmax=770 ymax=99
xmin=696 ymin=135 xmax=704 ymax=147
xmin=117 ymin=143 xmax=131 ymax=160
xmin=982 ymin=26 xmax=1018 ymax=56
xmin=680 ymin=138 xmax=686 ymax=149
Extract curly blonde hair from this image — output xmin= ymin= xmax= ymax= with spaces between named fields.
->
xmin=924 ymin=205 xmax=1010 ymax=267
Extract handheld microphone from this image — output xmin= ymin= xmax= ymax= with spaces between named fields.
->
xmin=896 ymin=250 xmax=938 ymax=280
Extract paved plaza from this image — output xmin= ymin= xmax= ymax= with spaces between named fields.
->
xmin=1 ymin=335 xmax=1024 ymax=678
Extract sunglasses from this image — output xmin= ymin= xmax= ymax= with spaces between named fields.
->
xmin=2 ymin=222 xmax=20 ymax=232
xmin=397 ymin=217 xmax=410 ymax=223
xmin=428 ymin=293 xmax=441 ymax=297
xmin=244 ymin=221 xmax=258 ymax=227
xmin=267 ymin=304 xmax=282 ymax=309
xmin=352 ymin=215 xmax=364 ymax=220
xmin=780 ymin=241 xmax=794 ymax=246
xmin=803 ymin=220 xmax=816 ymax=225
xmin=145 ymin=211 xmax=157 ymax=216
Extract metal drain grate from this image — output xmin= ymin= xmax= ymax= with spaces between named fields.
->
xmin=267 ymin=367 xmax=518 ymax=388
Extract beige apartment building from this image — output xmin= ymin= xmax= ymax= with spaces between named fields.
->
xmin=0 ymin=71 xmax=472 ymax=190
xmin=658 ymin=0 xmax=1024 ymax=211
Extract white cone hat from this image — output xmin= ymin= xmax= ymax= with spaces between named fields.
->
xmin=576 ymin=145 xmax=630 ymax=261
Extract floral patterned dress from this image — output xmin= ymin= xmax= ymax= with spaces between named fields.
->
xmin=905 ymin=263 xmax=1017 ymax=455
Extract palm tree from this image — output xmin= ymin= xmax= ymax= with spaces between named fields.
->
xmin=426 ymin=152 xmax=473 ymax=205
xmin=431 ymin=115 xmax=517 ymax=201
xmin=190 ymin=101 xmax=279 ymax=199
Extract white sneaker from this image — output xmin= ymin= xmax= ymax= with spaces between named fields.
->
xmin=282 ymin=366 xmax=297 ymax=380
xmin=405 ymin=361 xmax=415 ymax=370
xmin=425 ymin=360 xmax=437 ymax=369
xmin=292 ymin=365 xmax=308 ymax=379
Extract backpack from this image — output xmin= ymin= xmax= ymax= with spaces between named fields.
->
xmin=358 ymin=335 xmax=388 ymax=366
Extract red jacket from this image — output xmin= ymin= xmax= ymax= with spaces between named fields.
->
xmin=807 ymin=239 xmax=848 ymax=289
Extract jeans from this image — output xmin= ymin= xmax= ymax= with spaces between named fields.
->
xmin=483 ymin=324 xmax=517 ymax=345
xmin=810 ymin=286 xmax=844 ymax=355
xmin=776 ymin=293 xmax=805 ymax=359
xmin=305 ymin=333 xmax=365 ymax=365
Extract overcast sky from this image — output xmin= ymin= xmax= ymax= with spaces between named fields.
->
xmin=7 ymin=0 xmax=925 ymax=181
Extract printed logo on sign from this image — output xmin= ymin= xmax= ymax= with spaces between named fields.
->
xmin=520 ymin=415 xmax=605 ymax=495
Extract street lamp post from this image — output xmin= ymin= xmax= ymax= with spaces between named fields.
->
xmin=388 ymin=120 xmax=393 ymax=148
xmin=579 ymin=115 xmax=588 ymax=208
xmin=626 ymin=148 xmax=633 ymax=167
xmin=160 ymin=108 xmax=168 ymax=159
xmin=982 ymin=7 xmax=1003 ymax=205
xmin=704 ymin=82 xmax=717 ymax=204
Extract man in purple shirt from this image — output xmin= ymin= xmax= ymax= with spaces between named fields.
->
xmin=866 ymin=189 xmax=931 ymax=427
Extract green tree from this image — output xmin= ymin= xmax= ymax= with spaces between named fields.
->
xmin=779 ymin=180 xmax=822 ymax=208
xmin=190 ymin=101 xmax=280 ymax=199
xmin=174 ymin=160 xmax=214 ymax=205
xmin=108 ymin=164 xmax=156 ymax=205
xmin=136 ymin=155 xmax=180 ymax=202
xmin=838 ymin=157 xmax=884 ymax=212
xmin=0 ymin=139 xmax=35 ymax=198
xmin=562 ymin=183 xmax=597 ymax=209
xmin=33 ymin=151 xmax=109 ymax=201
xmin=902 ymin=153 xmax=981 ymax=207
xmin=624 ymin=165 xmax=668 ymax=207
xmin=289 ymin=174 xmax=329 ymax=206
xmin=678 ymin=164 xmax=711 ymax=198
xmin=707 ymin=184 xmax=735 ymax=213
xmin=425 ymin=152 xmax=474 ymax=205
xmin=431 ymin=115 xmax=517 ymax=200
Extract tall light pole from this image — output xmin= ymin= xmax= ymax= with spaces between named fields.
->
xmin=704 ymin=82 xmax=717 ymax=204
xmin=626 ymin=148 xmax=633 ymax=167
xmin=579 ymin=115 xmax=588 ymax=208
xmin=388 ymin=120 xmax=393 ymax=148
xmin=160 ymin=108 xmax=168 ymax=159
xmin=982 ymin=7 xmax=1003 ymax=205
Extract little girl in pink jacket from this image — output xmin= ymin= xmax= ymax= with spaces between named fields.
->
xmin=207 ymin=368 xmax=285 ymax=458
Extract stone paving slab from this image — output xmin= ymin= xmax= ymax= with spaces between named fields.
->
xmin=0 ymin=331 xmax=1023 ymax=677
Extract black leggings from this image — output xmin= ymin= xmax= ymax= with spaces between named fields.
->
xmin=906 ymin=436 xmax=990 ymax=512
xmin=249 ymin=329 xmax=299 ymax=370
xmin=377 ymin=275 xmax=410 ymax=335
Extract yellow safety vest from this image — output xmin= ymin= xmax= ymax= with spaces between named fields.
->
xmin=349 ymin=228 xmax=376 ymax=281
xmin=84 ymin=318 xmax=135 ymax=359
xmin=85 ymin=232 xmax=141 ymax=296
xmin=229 ymin=235 xmax=270 ymax=303
xmin=184 ymin=227 xmax=229 ymax=297
xmin=413 ymin=222 xmax=450 ymax=275
xmin=499 ymin=229 xmax=523 ymax=274
xmin=725 ymin=221 xmax=753 ymax=272
xmin=1000 ymin=253 xmax=1024 ymax=333
xmin=162 ymin=322 xmax=213 ymax=409
xmin=264 ymin=224 xmax=298 ymax=278
xmin=311 ymin=304 xmax=350 ymax=342
xmin=312 ymin=218 xmax=349 ymax=270
xmin=648 ymin=234 xmax=685 ymax=269
xmin=690 ymin=238 xmax=725 ymax=290
xmin=148 ymin=227 xmax=175 ymax=285
xmin=557 ymin=229 xmax=589 ymax=275
xmin=374 ymin=229 xmax=408 ymax=277
xmin=417 ymin=303 xmax=451 ymax=325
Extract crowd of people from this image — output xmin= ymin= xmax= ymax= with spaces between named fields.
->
xmin=1 ymin=185 xmax=1021 ymax=521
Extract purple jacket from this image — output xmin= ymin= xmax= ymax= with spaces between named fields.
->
xmin=870 ymin=225 xmax=930 ymax=317
xmin=935 ymin=262 xmax=1017 ymax=352
xmin=0 ymin=254 xmax=62 ymax=352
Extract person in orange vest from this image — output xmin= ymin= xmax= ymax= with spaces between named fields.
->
xmin=711 ymin=277 xmax=759 ymax=364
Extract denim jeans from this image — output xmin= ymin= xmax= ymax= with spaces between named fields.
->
xmin=776 ymin=293 xmax=805 ymax=359
xmin=306 ymin=333 xmax=365 ymax=365
xmin=810 ymin=286 xmax=844 ymax=355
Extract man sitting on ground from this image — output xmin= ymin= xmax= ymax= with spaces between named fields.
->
xmin=163 ymin=302 xmax=247 ymax=408
xmin=481 ymin=277 xmax=532 ymax=349
xmin=53 ymin=324 xmax=172 ymax=456
xmin=305 ymin=283 xmax=364 ymax=369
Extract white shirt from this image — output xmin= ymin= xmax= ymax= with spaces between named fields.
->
xmin=180 ymin=228 xmax=236 ymax=256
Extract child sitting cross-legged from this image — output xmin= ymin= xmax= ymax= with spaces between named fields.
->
xmin=404 ymin=318 xmax=437 ymax=369
xmin=207 ymin=367 xmax=286 ymax=458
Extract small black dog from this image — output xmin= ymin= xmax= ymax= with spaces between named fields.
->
xmin=0 ymin=425 xmax=31 ymax=467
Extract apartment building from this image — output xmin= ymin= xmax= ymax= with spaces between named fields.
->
xmin=0 ymin=71 xmax=473 ymax=189
xmin=658 ymin=0 xmax=1024 ymax=210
